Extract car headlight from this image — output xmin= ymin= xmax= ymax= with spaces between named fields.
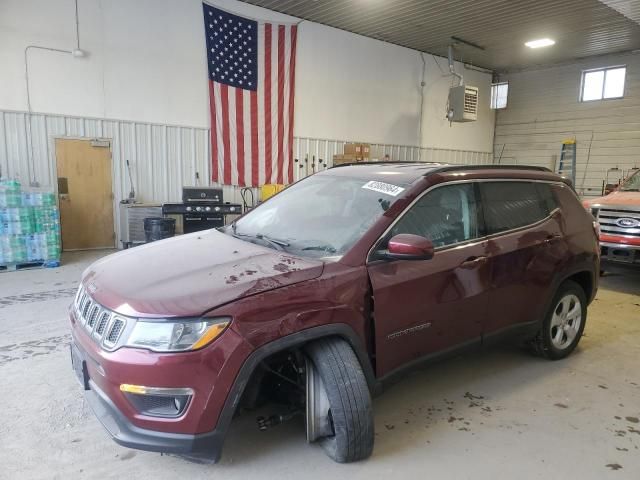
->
xmin=124 ymin=317 xmax=230 ymax=352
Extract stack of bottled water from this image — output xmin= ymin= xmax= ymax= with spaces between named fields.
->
xmin=0 ymin=178 xmax=61 ymax=266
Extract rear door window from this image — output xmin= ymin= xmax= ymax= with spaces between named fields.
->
xmin=479 ymin=181 xmax=552 ymax=235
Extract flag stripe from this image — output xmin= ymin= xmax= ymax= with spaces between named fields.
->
xmin=270 ymin=26 xmax=278 ymax=184
xmin=208 ymin=81 xmax=219 ymax=183
xmin=288 ymin=25 xmax=297 ymax=183
xmin=228 ymin=86 xmax=238 ymax=185
xmin=282 ymin=26 xmax=291 ymax=184
xmin=257 ymin=22 xmax=266 ymax=186
xmin=220 ymin=84 xmax=231 ymax=185
xmin=250 ymin=90 xmax=259 ymax=187
xmin=276 ymin=25 xmax=286 ymax=185
xmin=264 ymin=24 xmax=273 ymax=184
xmin=242 ymin=90 xmax=252 ymax=187
xmin=213 ymin=82 xmax=225 ymax=184
xmin=235 ymin=88 xmax=245 ymax=186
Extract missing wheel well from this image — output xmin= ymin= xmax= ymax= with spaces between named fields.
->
xmin=238 ymin=347 xmax=306 ymax=412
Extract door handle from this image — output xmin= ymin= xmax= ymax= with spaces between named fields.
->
xmin=460 ymin=256 xmax=488 ymax=269
xmin=545 ymin=234 xmax=562 ymax=244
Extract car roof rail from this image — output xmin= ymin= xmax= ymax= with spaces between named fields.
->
xmin=329 ymin=161 xmax=444 ymax=169
xmin=329 ymin=162 xmax=552 ymax=173
xmin=428 ymin=164 xmax=552 ymax=175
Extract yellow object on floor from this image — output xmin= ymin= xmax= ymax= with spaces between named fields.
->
xmin=260 ymin=184 xmax=286 ymax=201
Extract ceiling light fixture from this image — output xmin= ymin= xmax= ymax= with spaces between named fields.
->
xmin=525 ymin=38 xmax=555 ymax=49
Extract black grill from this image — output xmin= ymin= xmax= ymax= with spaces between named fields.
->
xmin=124 ymin=393 xmax=191 ymax=417
xmin=106 ymin=319 xmax=125 ymax=344
xmin=87 ymin=305 xmax=100 ymax=328
xmin=95 ymin=313 xmax=110 ymax=336
xmin=73 ymin=285 xmax=128 ymax=349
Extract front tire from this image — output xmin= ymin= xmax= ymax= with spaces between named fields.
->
xmin=304 ymin=338 xmax=374 ymax=463
xmin=530 ymin=280 xmax=587 ymax=360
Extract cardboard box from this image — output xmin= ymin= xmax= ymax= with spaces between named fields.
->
xmin=343 ymin=143 xmax=362 ymax=156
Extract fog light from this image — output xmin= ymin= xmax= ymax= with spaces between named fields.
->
xmin=120 ymin=384 xmax=193 ymax=417
xmin=120 ymin=384 xmax=193 ymax=396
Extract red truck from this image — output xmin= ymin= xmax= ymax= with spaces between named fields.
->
xmin=583 ymin=169 xmax=640 ymax=272
xmin=70 ymin=163 xmax=599 ymax=463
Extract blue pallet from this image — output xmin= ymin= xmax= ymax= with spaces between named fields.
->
xmin=0 ymin=259 xmax=60 ymax=272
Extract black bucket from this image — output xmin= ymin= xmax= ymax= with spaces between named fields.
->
xmin=144 ymin=217 xmax=176 ymax=243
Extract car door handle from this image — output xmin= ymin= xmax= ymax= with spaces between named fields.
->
xmin=545 ymin=234 xmax=562 ymax=243
xmin=460 ymin=256 xmax=488 ymax=269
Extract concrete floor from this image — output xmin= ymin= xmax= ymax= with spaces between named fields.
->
xmin=1 ymin=250 xmax=639 ymax=480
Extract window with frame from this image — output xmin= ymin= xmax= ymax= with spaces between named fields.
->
xmin=388 ymin=183 xmax=480 ymax=248
xmin=479 ymin=182 xmax=553 ymax=235
xmin=580 ymin=66 xmax=626 ymax=102
xmin=490 ymin=82 xmax=508 ymax=109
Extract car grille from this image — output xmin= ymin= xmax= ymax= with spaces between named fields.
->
xmin=597 ymin=207 xmax=640 ymax=239
xmin=74 ymin=285 xmax=128 ymax=350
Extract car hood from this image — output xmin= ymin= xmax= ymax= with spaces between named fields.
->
xmin=82 ymin=230 xmax=324 ymax=318
xmin=584 ymin=191 xmax=640 ymax=207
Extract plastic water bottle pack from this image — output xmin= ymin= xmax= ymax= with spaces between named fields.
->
xmin=0 ymin=178 xmax=61 ymax=267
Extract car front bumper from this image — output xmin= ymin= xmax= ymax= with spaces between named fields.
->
xmin=69 ymin=307 xmax=253 ymax=461
xmin=600 ymin=241 xmax=640 ymax=271
xmin=85 ymin=375 xmax=224 ymax=461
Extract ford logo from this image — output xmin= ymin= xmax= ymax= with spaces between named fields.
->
xmin=616 ymin=217 xmax=640 ymax=228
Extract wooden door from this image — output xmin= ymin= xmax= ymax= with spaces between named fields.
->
xmin=55 ymin=139 xmax=115 ymax=250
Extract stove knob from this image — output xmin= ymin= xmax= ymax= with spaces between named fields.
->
xmin=214 ymin=206 xmax=221 ymax=212
xmin=205 ymin=206 xmax=211 ymax=212
xmin=229 ymin=206 xmax=235 ymax=212
xmin=186 ymin=206 xmax=192 ymax=212
xmin=196 ymin=206 xmax=202 ymax=212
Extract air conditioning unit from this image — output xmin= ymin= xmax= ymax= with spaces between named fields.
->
xmin=447 ymin=85 xmax=479 ymax=122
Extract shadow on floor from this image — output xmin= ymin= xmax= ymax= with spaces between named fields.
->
xmin=599 ymin=271 xmax=640 ymax=296
xmin=217 ymin=342 xmax=576 ymax=465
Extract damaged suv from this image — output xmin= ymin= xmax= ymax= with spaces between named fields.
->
xmin=70 ymin=163 xmax=599 ymax=463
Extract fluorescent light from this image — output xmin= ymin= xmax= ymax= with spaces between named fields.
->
xmin=525 ymin=38 xmax=555 ymax=49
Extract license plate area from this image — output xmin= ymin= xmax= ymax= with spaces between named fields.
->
xmin=70 ymin=343 xmax=90 ymax=391
xmin=607 ymin=248 xmax=636 ymax=264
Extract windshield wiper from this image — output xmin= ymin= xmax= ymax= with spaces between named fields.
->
xmin=232 ymin=232 xmax=290 ymax=250
xmin=301 ymin=244 xmax=337 ymax=254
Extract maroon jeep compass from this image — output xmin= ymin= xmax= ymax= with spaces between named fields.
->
xmin=70 ymin=163 xmax=599 ymax=463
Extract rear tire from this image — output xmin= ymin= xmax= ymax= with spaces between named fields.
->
xmin=304 ymin=338 xmax=374 ymax=463
xmin=530 ymin=280 xmax=587 ymax=360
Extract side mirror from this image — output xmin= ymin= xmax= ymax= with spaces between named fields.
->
xmin=385 ymin=234 xmax=434 ymax=261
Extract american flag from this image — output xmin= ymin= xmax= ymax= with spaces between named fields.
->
xmin=203 ymin=3 xmax=297 ymax=187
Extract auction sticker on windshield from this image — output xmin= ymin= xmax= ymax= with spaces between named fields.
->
xmin=362 ymin=181 xmax=405 ymax=197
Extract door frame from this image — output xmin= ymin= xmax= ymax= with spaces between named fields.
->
xmin=53 ymin=136 xmax=117 ymax=249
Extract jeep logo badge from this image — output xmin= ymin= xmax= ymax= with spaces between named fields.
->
xmin=616 ymin=217 xmax=640 ymax=228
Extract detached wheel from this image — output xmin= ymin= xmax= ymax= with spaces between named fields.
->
xmin=531 ymin=280 xmax=587 ymax=360
xmin=304 ymin=338 xmax=374 ymax=463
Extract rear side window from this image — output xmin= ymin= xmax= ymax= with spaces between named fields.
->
xmin=480 ymin=182 xmax=552 ymax=235
xmin=535 ymin=182 xmax=559 ymax=213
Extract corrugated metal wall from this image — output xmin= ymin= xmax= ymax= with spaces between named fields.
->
xmin=494 ymin=52 xmax=640 ymax=197
xmin=0 ymin=109 xmax=491 ymax=246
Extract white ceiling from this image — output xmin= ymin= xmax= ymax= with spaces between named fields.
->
xmin=241 ymin=0 xmax=640 ymax=71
